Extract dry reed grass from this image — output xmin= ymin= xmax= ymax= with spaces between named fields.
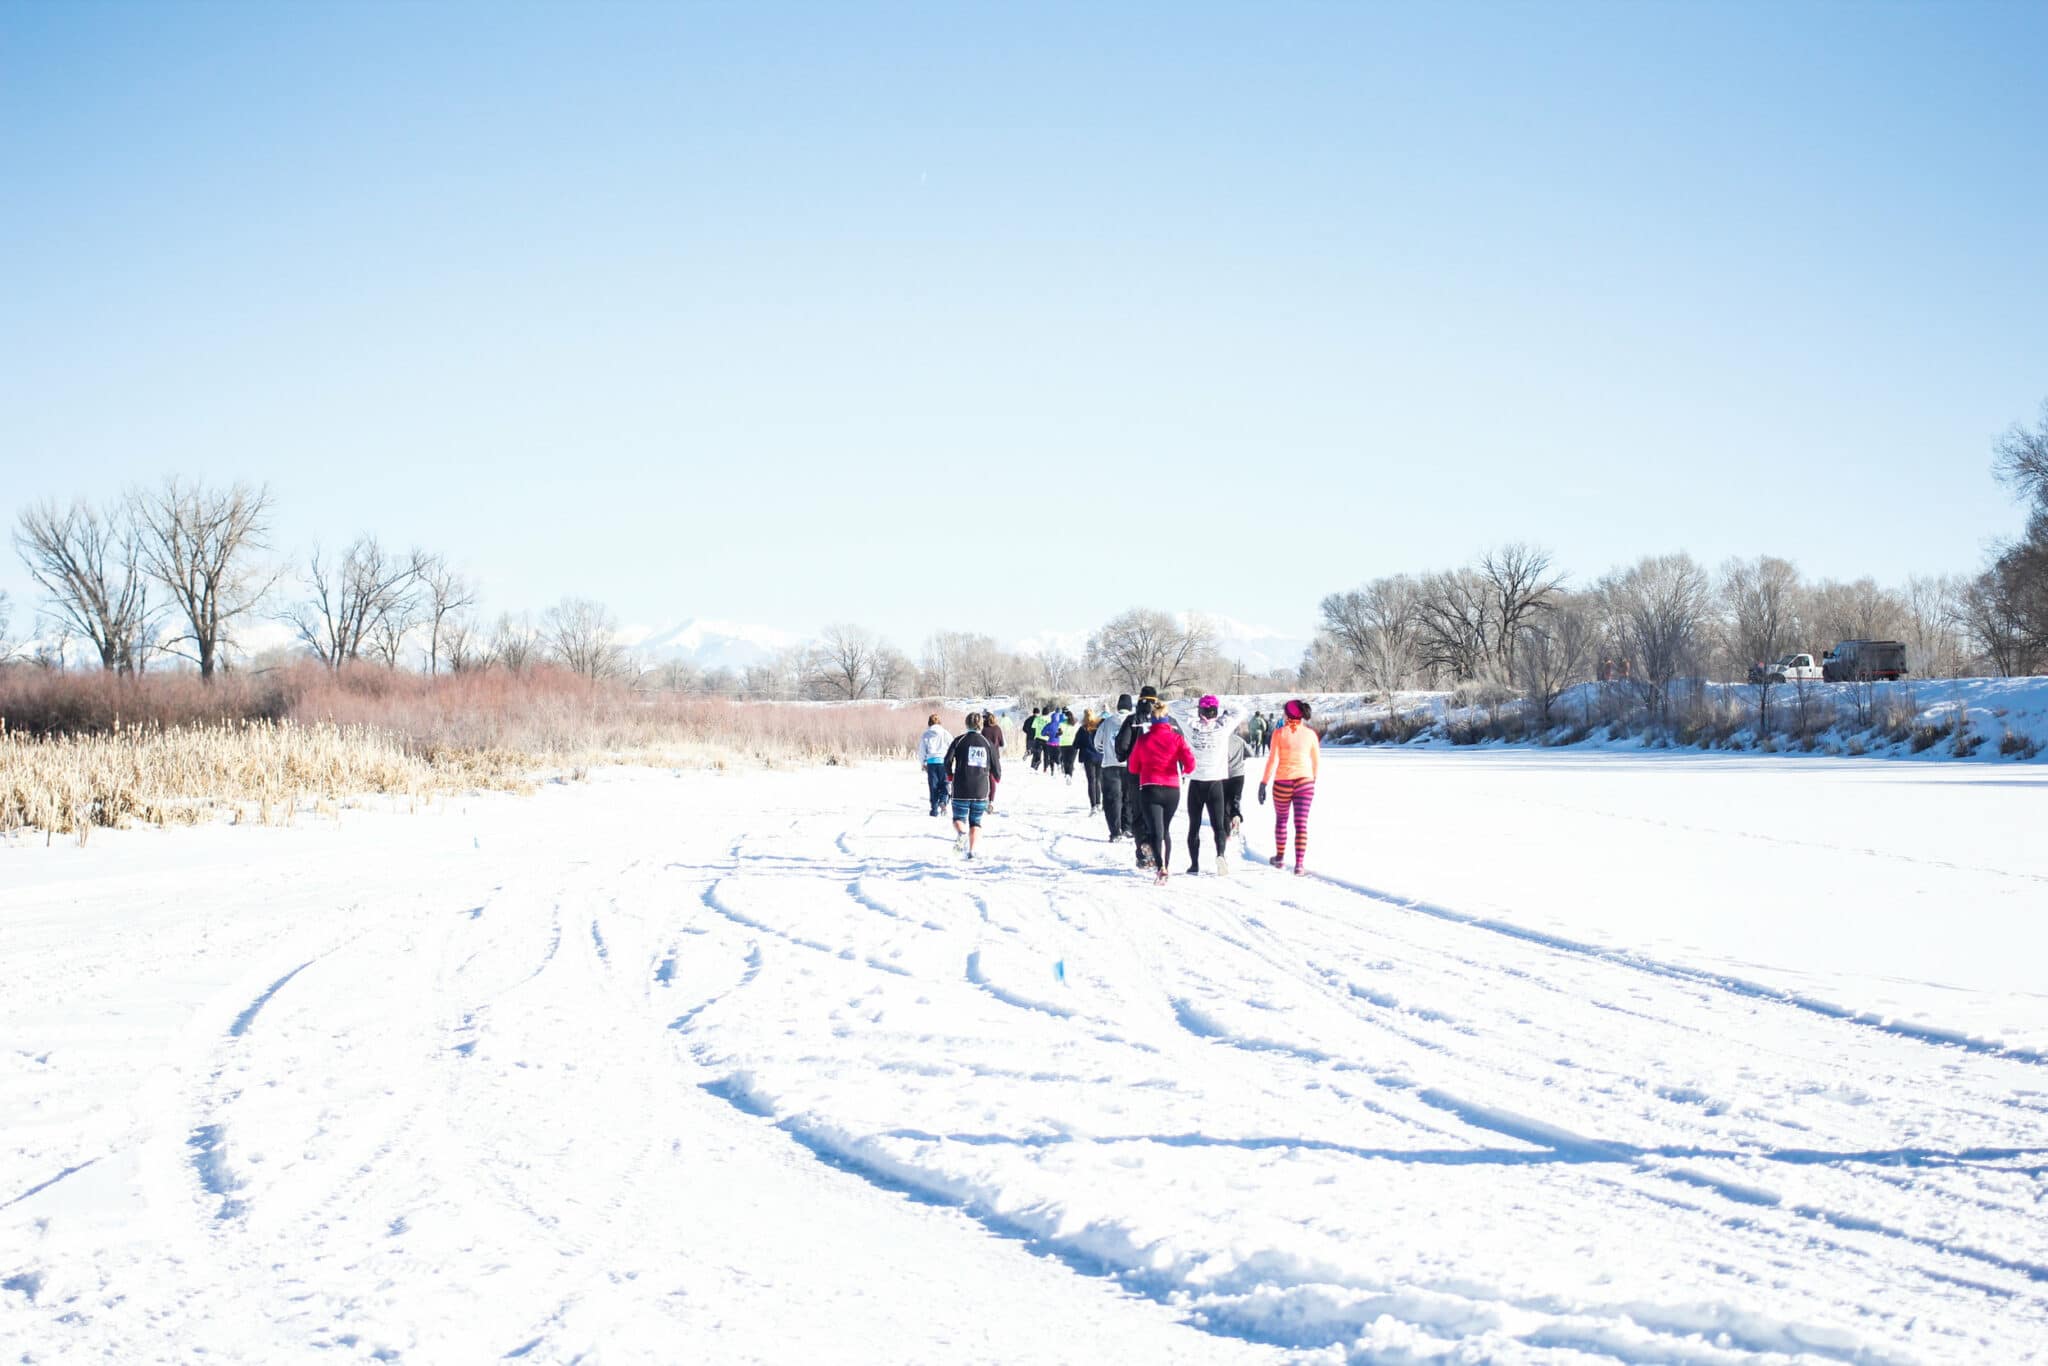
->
xmin=0 ymin=665 xmax=933 ymax=837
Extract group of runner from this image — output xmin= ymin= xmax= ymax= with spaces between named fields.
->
xmin=921 ymin=690 xmax=1320 ymax=885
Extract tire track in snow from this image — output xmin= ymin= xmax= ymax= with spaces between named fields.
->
xmin=1299 ymin=867 xmax=2048 ymax=1066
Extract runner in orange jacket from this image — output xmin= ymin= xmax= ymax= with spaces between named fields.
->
xmin=1259 ymin=699 xmax=1320 ymax=874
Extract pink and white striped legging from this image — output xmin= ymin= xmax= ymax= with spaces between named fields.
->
xmin=1272 ymin=778 xmax=1314 ymax=868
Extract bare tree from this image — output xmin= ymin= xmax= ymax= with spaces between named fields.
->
xmin=920 ymin=631 xmax=963 ymax=697
xmin=874 ymin=646 xmax=916 ymax=700
xmin=809 ymin=624 xmax=882 ymax=699
xmin=1901 ymin=574 xmax=1967 ymax=679
xmin=130 ymin=478 xmax=276 ymax=680
xmin=1994 ymin=399 xmax=2048 ymax=507
xmin=441 ymin=612 xmax=484 ymax=672
xmin=1037 ymin=647 xmax=1080 ymax=694
xmin=1411 ymin=569 xmax=1492 ymax=682
xmin=286 ymin=536 xmax=429 ymax=667
xmin=1296 ymin=634 xmax=1355 ymax=690
xmin=1321 ymin=575 xmax=1421 ymax=700
xmin=950 ymin=634 xmax=1017 ymax=697
xmin=1085 ymin=608 xmax=1216 ymax=693
xmin=12 ymin=498 xmax=156 ymax=673
xmin=1479 ymin=543 xmax=1565 ymax=672
xmin=421 ymin=559 xmax=478 ymax=674
xmin=366 ymin=598 xmax=419 ymax=667
xmin=1597 ymin=554 xmax=1715 ymax=714
xmin=1719 ymin=555 xmax=1803 ymax=676
xmin=543 ymin=597 xmax=625 ymax=680
xmin=489 ymin=611 xmax=544 ymax=673
xmin=1802 ymin=577 xmax=1906 ymax=649
xmin=1516 ymin=594 xmax=1596 ymax=725
xmin=0 ymin=590 xmax=16 ymax=662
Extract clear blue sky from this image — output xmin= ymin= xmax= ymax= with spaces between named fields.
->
xmin=4 ymin=1 xmax=2044 ymax=649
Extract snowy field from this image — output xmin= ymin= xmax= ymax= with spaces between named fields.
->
xmin=4 ymin=751 xmax=2046 ymax=1364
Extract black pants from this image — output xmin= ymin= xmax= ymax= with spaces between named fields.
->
xmin=1139 ymin=785 xmax=1180 ymax=873
xmin=1101 ymin=766 xmax=1126 ymax=837
xmin=1123 ymin=770 xmax=1147 ymax=862
xmin=1029 ymin=738 xmax=1043 ymax=769
xmin=1224 ymin=774 xmax=1245 ymax=827
xmin=1083 ymin=758 xmax=1102 ymax=809
xmin=1185 ymin=779 xmax=1228 ymax=865
xmin=1060 ymin=746 xmax=1077 ymax=777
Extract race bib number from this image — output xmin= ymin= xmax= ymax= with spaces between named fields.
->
xmin=966 ymin=749 xmax=987 ymax=768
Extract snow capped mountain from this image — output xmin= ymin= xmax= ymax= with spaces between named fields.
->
xmin=617 ymin=618 xmax=804 ymax=673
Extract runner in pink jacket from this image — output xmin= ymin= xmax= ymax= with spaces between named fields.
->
xmin=1126 ymin=705 xmax=1196 ymax=885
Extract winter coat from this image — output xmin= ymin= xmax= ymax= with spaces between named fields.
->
xmin=1127 ymin=724 xmax=1196 ymax=788
xmin=1168 ymin=700 xmax=1249 ymax=783
xmin=1227 ymin=731 xmax=1249 ymax=778
xmin=1042 ymin=712 xmax=1064 ymax=746
xmin=981 ymin=719 xmax=1005 ymax=750
xmin=1096 ymin=709 xmax=1130 ymax=768
xmin=1261 ymin=719 xmax=1321 ymax=784
xmin=1077 ymin=724 xmax=1101 ymax=764
xmin=944 ymin=730 xmax=1003 ymax=801
xmin=919 ymin=725 xmax=951 ymax=763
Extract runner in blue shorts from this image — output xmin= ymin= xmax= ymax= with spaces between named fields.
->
xmin=943 ymin=711 xmax=1002 ymax=861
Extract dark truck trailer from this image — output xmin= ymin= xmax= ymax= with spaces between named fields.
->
xmin=1822 ymin=640 xmax=1909 ymax=682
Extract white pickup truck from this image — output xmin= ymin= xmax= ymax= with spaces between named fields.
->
xmin=1748 ymin=652 xmax=1823 ymax=684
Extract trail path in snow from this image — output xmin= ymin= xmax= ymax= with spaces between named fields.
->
xmin=4 ymin=756 xmax=2045 ymax=1364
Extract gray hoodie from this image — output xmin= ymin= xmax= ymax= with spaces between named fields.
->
xmin=1095 ymin=707 xmax=1131 ymax=769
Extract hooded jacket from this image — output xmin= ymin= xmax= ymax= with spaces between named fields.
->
xmin=1096 ymin=708 xmax=1130 ymax=768
xmin=1042 ymin=711 xmax=1064 ymax=746
xmin=919 ymin=725 xmax=951 ymax=763
xmin=944 ymin=730 xmax=1003 ymax=800
xmin=1168 ymin=700 xmax=1249 ymax=782
xmin=1127 ymin=723 xmax=1196 ymax=788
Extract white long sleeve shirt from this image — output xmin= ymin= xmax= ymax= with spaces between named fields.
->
xmin=1169 ymin=700 xmax=1249 ymax=782
xmin=919 ymin=726 xmax=952 ymax=763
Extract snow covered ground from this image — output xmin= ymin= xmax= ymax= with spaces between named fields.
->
xmin=4 ymin=751 xmax=2046 ymax=1363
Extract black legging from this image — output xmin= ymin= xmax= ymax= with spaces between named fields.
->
xmin=1224 ymin=774 xmax=1245 ymax=827
xmin=1082 ymin=757 xmax=1102 ymax=807
xmin=1185 ymin=778 xmax=1228 ymax=866
xmin=1139 ymin=785 xmax=1180 ymax=873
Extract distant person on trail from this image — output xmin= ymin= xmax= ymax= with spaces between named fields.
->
xmin=1078 ymin=710 xmax=1104 ymax=813
xmin=1096 ymin=695 xmax=1132 ymax=841
xmin=980 ymin=712 xmax=1006 ymax=813
xmin=1026 ymin=708 xmax=1046 ymax=769
xmin=1040 ymin=707 xmax=1064 ymax=777
xmin=918 ymin=713 xmax=951 ymax=817
xmin=1058 ymin=709 xmax=1080 ymax=781
xmin=1127 ymin=701 xmax=1197 ymax=886
xmin=1114 ymin=686 xmax=1185 ymax=868
xmin=1252 ymin=712 xmax=1271 ymax=754
xmin=945 ymin=711 xmax=1002 ymax=861
xmin=1259 ymin=698 xmax=1321 ymax=875
xmin=1168 ymin=693 xmax=1249 ymax=875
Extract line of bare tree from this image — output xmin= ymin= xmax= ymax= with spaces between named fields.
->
xmin=1310 ymin=541 xmax=1994 ymax=724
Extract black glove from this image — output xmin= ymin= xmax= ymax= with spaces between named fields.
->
xmin=1257 ymin=783 xmax=1268 ymax=805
